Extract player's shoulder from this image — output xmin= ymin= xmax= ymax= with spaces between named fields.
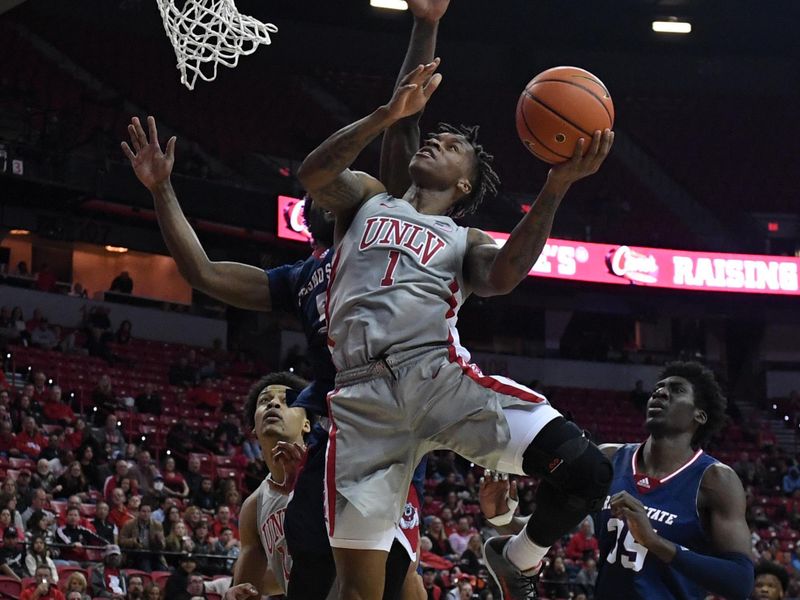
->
xmin=598 ymin=443 xmax=626 ymax=460
xmin=699 ymin=460 xmax=745 ymax=504
xmin=467 ymin=228 xmax=497 ymax=247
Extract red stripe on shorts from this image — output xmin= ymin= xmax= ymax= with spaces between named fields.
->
xmin=447 ymin=338 xmax=545 ymax=404
xmin=324 ymin=389 xmax=339 ymax=536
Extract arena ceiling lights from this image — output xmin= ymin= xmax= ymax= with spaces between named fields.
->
xmin=652 ymin=19 xmax=692 ymax=34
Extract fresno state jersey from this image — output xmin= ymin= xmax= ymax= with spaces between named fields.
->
xmin=326 ymin=193 xmax=469 ymax=369
xmin=595 ymin=443 xmax=720 ymax=600
xmin=255 ymin=479 xmax=291 ymax=594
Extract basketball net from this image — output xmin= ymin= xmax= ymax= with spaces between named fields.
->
xmin=156 ymin=0 xmax=277 ymax=90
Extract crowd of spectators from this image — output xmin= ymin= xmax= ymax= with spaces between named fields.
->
xmin=1 ymin=302 xmax=800 ymax=598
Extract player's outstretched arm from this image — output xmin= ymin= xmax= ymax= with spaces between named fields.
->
xmin=464 ymin=130 xmax=614 ymax=297
xmin=380 ymin=0 xmax=450 ymax=197
xmin=122 ymin=116 xmax=271 ymax=312
xmin=297 ymin=62 xmax=442 ymax=217
xmin=233 ymin=493 xmax=282 ymax=596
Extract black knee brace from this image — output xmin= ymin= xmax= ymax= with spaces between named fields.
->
xmin=522 ymin=417 xmax=613 ymax=513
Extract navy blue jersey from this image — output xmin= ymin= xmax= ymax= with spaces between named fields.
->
xmin=267 ymin=249 xmax=335 ymax=415
xmin=595 ymin=443 xmax=719 ymax=600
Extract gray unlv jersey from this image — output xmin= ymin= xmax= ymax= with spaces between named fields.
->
xmin=327 ymin=192 xmax=471 ymax=369
xmin=255 ymin=479 xmax=291 ymax=594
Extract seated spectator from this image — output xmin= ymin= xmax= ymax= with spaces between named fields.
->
xmin=23 ymin=536 xmax=57 ymax=582
xmin=126 ymin=575 xmax=145 ymax=600
xmin=426 ymin=517 xmax=455 ymax=557
xmin=16 ymin=417 xmax=47 ymax=459
xmin=115 ymin=320 xmax=133 ymax=344
xmin=144 ymin=584 xmax=162 ymax=600
xmin=0 ymin=421 xmax=17 ymax=457
xmin=210 ymin=527 xmax=239 ymax=573
xmin=15 ymin=262 xmax=29 ymax=276
xmin=542 ymin=556 xmax=570 ymax=600
xmin=135 ymin=384 xmax=161 ymax=416
xmin=26 ymin=315 xmax=47 ymax=340
xmin=420 ymin=535 xmax=454 ymax=570
xmin=58 ymin=497 xmax=94 ymax=530
xmin=566 ymin=517 xmax=599 ymax=561
xmin=191 ymin=478 xmax=217 ymax=513
xmin=175 ymin=573 xmax=205 ymax=600
xmin=164 ymin=555 xmax=197 ymax=600
xmin=161 ymin=505 xmax=182 ymax=537
xmin=421 ymin=566 xmax=442 ymax=600
xmin=35 ymin=264 xmax=57 ymax=293
xmin=77 ymin=445 xmax=101 ymax=490
xmin=162 ymin=457 xmax=189 ymax=499
xmin=164 ymin=521 xmax=194 ymax=567
xmin=9 ymin=307 xmax=31 ymax=345
xmin=42 ymin=387 xmax=75 ymax=425
xmin=90 ymin=545 xmax=127 ymax=598
xmin=21 ymin=565 xmax=65 ymax=600
xmin=56 ymin=507 xmax=106 ymax=562
xmin=210 ymin=505 xmax=238 ymax=540
xmin=0 ymin=508 xmax=21 ymax=540
xmin=109 ymin=272 xmax=134 ymax=294
xmin=168 ymin=357 xmax=196 ymax=388
xmin=24 ymin=510 xmax=55 ymax=545
xmin=182 ymin=506 xmax=203 ymax=535
xmin=0 ymin=526 xmax=25 ymax=579
xmin=574 ymin=557 xmax=598 ymax=599
xmin=458 ymin=534 xmax=484 ymax=576
xmin=119 ymin=502 xmax=166 ymax=572
xmin=38 ymin=431 xmax=65 ymax=462
xmin=448 ymin=517 xmax=476 ymax=557
xmin=54 ymin=463 xmax=91 ymax=501
xmin=187 ymin=377 xmax=222 ymax=412
xmin=1 ymin=495 xmax=24 ymax=533
xmin=64 ymin=572 xmax=91 ymax=600
xmin=127 ymin=450 xmax=157 ymax=498
xmin=191 ymin=521 xmax=213 ymax=573
xmin=92 ymin=501 xmax=117 ymax=545
xmin=97 ymin=418 xmax=126 ymax=464
xmin=108 ymin=488 xmax=134 ymax=529
xmin=782 ymin=466 xmax=800 ymax=496
xmin=32 ymin=459 xmax=59 ymax=494
xmin=444 ymin=580 xmax=472 ymax=600
xmin=31 ymin=320 xmax=58 ymax=350
xmin=21 ymin=490 xmax=54 ymax=528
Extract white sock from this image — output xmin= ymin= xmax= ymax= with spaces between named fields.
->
xmin=505 ymin=530 xmax=549 ymax=573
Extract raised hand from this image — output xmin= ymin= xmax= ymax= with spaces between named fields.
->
xmin=407 ymin=0 xmax=451 ymax=22
xmin=548 ymin=128 xmax=614 ymax=186
xmin=384 ymin=59 xmax=442 ymax=121
xmin=223 ymin=583 xmax=259 ymax=600
xmin=609 ymin=490 xmax=659 ymax=549
xmin=479 ymin=469 xmax=518 ymax=519
xmin=268 ymin=441 xmax=307 ymax=495
xmin=121 ymin=116 xmax=176 ymax=192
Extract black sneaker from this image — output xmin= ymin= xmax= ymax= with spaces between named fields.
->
xmin=483 ymin=535 xmax=541 ymax=600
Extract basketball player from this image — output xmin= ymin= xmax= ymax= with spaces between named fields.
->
xmin=297 ymin=53 xmax=614 ymax=600
xmin=477 ymin=362 xmax=755 ymax=600
xmin=231 ymin=372 xmax=311 ymax=596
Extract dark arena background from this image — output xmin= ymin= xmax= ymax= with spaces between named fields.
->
xmin=1 ymin=1 xmax=799 ymax=599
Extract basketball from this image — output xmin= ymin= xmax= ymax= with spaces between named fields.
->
xmin=516 ymin=66 xmax=615 ymax=164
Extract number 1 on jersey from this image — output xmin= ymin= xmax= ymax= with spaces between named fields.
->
xmin=380 ymin=250 xmax=401 ymax=286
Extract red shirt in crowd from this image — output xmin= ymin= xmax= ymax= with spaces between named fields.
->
xmin=211 ymin=520 xmax=239 ymax=540
xmin=565 ymin=530 xmax=599 ymax=561
xmin=15 ymin=431 xmax=47 ymax=457
xmin=21 ymin=586 xmax=65 ymax=600
xmin=42 ymin=401 xmax=75 ymax=423
xmin=108 ymin=507 xmax=134 ymax=529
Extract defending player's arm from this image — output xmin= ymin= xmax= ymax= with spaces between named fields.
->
xmin=233 ymin=493 xmax=282 ymax=596
xmin=478 ymin=471 xmax=527 ymax=535
xmin=297 ymin=63 xmax=442 ymax=218
xmin=464 ymin=130 xmax=614 ymax=297
xmin=380 ymin=0 xmax=450 ymax=196
xmin=610 ymin=464 xmax=754 ymax=599
xmin=122 ymin=116 xmax=271 ymax=311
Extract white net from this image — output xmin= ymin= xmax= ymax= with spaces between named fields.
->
xmin=156 ymin=0 xmax=278 ymax=90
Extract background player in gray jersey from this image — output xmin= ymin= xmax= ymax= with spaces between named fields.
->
xmin=233 ymin=372 xmax=312 ymax=597
xmin=298 ymin=43 xmax=614 ymax=600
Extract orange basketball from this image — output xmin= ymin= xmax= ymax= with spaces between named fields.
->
xmin=516 ymin=66 xmax=614 ymax=164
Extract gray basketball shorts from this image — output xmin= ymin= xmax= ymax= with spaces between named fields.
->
xmin=323 ymin=345 xmax=561 ymax=551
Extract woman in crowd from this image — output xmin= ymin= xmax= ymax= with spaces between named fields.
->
xmin=55 ymin=461 xmax=91 ymax=500
xmin=24 ymin=534 xmax=58 ymax=581
xmin=65 ymin=572 xmax=92 ymax=600
xmin=162 ymin=456 xmax=190 ymax=499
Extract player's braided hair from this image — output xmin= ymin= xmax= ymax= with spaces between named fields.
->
xmin=435 ymin=123 xmax=501 ymax=218
xmin=244 ymin=371 xmax=309 ymax=429
xmin=658 ymin=361 xmax=727 ymax=448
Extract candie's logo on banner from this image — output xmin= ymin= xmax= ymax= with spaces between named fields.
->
xmin=606 ymin=246 xmax=659 ymax=284
xmin=276 ymin=196 xmax=800 ymax=296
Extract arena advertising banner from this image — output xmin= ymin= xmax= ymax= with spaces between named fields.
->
xmin=278 ymin=196 xmax=800 ymax=296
